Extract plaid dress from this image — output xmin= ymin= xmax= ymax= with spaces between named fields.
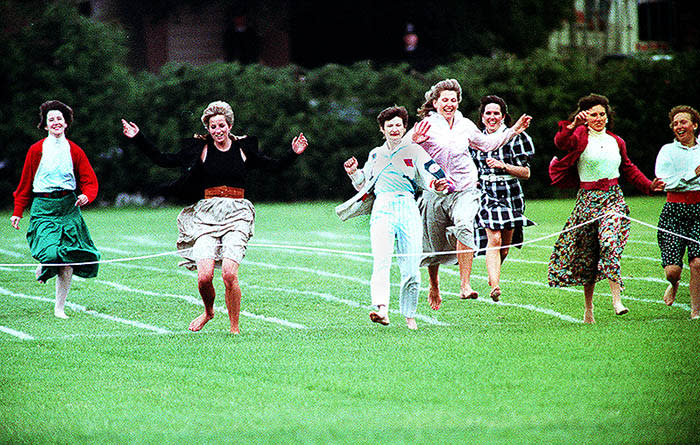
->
xmin=470 ymin=128 xmax=536 ymax=254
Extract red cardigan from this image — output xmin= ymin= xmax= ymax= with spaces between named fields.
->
xmin=12 ymin=138 xmax=99 ymax=218
xmin=549 ymin=121 xmax=653 ymax=194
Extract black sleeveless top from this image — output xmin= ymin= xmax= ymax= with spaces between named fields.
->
xmin=199 ymin=141 xmax=247 ymax=189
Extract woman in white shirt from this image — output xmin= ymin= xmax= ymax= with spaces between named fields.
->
xmin=548 ymin=94 xmax=664 ymax=323
xmin=654 ymin=105 xmax=700 ymax=319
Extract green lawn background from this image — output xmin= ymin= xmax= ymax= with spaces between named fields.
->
xmin=0 ymin=196 xmax=698 ymax=443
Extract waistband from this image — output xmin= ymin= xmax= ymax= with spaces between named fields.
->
xmin=579 ymin=178 xmax=619 ymax=191
xmin=667 ymin=190 xmax=700 ymax=204
xmin=481 ymin=174 xmax=516 ymax=182
xmin=204 ymin=186 xmax=245 ymax=199
xmin=33 ymin=190 xmax=74 ymax=199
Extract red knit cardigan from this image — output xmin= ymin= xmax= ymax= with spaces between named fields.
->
xmin=12 ymin=138 xmax=99 ymax=218
xmin=549 ymin=121 xmax=653 ymax=194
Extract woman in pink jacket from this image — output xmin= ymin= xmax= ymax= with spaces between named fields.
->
xmin=548 ymin=94 xmax=664 ymax=323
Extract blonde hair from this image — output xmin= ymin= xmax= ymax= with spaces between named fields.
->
xmin=200 ymin=101 xmax=234 ymax=128
xmin=417 ymin=79 xmax=462 ymax=118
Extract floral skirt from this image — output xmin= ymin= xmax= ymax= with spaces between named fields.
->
xmin=547 ymin=186 xmax=630 ymax=288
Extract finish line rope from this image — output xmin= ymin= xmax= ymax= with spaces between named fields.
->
xmin=1 ymin=212 xmax=698 ymax=268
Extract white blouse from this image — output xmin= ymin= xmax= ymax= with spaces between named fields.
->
xmin=33 ymin=135 xmax=76 ymax=192
xmin=577 ymin=128 xmax=621 ymax=182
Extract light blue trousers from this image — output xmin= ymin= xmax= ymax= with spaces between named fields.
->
xmin=369 ymin=193 xmax=422 ymax=318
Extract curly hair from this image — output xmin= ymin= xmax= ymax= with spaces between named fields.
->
xmin=200 ymin=101 xmax=234 ymax=128
xmin=377 ymin=105 xmax=408 ymax=128
xmin=669 ymin=105 xmax=700 ymax=135
xmin=37 ymin=100 xmax=73 ymax=130
xmin=569 ymin=93 xmax=614 ymax=130
xmin=417 ymin=79 xmax=462 ymax=119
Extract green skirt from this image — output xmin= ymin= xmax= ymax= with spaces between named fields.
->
xmin=27 ymin=193 xmax=100 ymax=282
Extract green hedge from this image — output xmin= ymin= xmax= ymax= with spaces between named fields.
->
xmin=2 ymin=3 xmax=699 ymax=208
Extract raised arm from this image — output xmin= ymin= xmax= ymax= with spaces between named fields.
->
xmin=121 ymin=119 xmax=185 ymax=168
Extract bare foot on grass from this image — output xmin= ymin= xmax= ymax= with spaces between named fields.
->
xmin=189 ymin=312 xmax=214 ymax=331
xmin=406 ymin=318 xmax=417 ymax=330
xmin=428 ymin=286 xmax=442 ymax=310
xmin=460 ymin=288 xmax=478 ymax=300
xmin=583 ymin=309 xmax=595 ymax=324
xmin=663 ymin=283 xmax=678 ymax=306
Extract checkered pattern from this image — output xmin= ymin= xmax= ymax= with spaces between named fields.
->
xmin=469 ymin=130 xmax=536 ymax=254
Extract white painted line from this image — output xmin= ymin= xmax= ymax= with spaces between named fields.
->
xmin=0 ymin=286 xmax=172 ymax=334
xmin=96 ymin=279 xmax=307 ymax=330
xmin=0 ymin=325 xmax=35 ymax=340
xmin=247 ymin=284 xmax=450 ymax=326
xmin=0 ymin=248 xmax=25 ymax=258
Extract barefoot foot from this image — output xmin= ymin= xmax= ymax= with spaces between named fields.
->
xmin=613 ymin=303 xmax=629 ymax=316
xmin=428 ymin=286 xmax=442 ymax=310
xmin=189 ymin=312 xmax=214 ymax=331
xmin=489 ymin=286 xmax=501 ymax=302
xmin=460 ymin=289 xmax=478 ymax=300
xmin=583 ymin=310 xmax=595 ymax=324
xmin=663 ymin=283 xmax=678 ymax=306
xmin=369 ymin=311 xmax=390 ymax=326
xmin=54 ymin=310 xmax=68 ymax=319
xmin=406 ymin=318 xmax=417 ymax=330
xmin=691 ymin=311 xmax=699 ymax=320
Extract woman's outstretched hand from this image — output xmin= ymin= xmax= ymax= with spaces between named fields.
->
xmin=121 ymin=119 xmax=140 ymax=138
xmin=292 ymin=133 xmax=308 ymax=154
xmin=412 ymin=120 xmax=431 ymax=144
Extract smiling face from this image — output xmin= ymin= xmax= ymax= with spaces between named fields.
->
xmin=482 ymin=103 xmax=505 ymax=133
xmin=672 ymin=112 xmax=698 ymax=146
xmin=585 ymin=104 xmax=608 ymax=132
xmin=45 ymin=110 xmax=67 ymax=137
xmin=207 ymin=114 xmax=232 ymax=146
xmin=432 ymin=90 xmax=459 ymax=122
xmin=380 ymin=116 xmax=406 ymax=144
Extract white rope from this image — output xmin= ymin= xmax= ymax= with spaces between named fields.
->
xmin=0 ymin=212 xmax=697 ymax=267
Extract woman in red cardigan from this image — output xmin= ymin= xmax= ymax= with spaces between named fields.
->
xmin=10 ymin=100 xmax=100 ymax=319
xmin=548 ymin=94 xmax=664 ymax=323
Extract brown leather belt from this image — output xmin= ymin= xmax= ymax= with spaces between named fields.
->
xmin=204 ymin=186 xmax=245 ymax=199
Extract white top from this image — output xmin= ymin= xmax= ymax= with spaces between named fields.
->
xmin=352 ymin=141 xmax=444 ymax=195
xmin=33 ymin=135 xmax=76 ymax=192
xmin=577 ymin=129 xmax=621 ymax=182
xmin=655 ymin=139 xmax=700 ymax=191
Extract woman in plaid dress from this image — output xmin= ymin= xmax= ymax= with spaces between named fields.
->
xmin=470 ymin=95 xmax=535 ymax=301
xmin=547 ymin=94 xmax=664 ymax=323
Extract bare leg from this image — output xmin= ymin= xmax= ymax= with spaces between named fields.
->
xmin=405 ymin=317 xmax=417 ymax=330
xmin=427 ymin=264 xmax=441 ymax=310
xmin=457 ymin=240 xmax=477 ymax=299
xmin=609 ymin=279 xmax=628 ymax=315
xmin=663 ymin=265 xmax=682 ymax=306
xmin=689 ymin=258 xmax=700 ymax=319
xmin=189 ymin=258 xmax=216 ymax=331
xmin=54 ymin=266 xmax=72 ymax=319
xmin=221 ymin=258 xmax=242 ymax=334
xmin=583 ymin=282 xmax=595 ymax=324
xmin=485 ymin=229 xmax=505 ymax=301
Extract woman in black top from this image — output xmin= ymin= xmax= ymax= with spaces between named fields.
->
xmin=122 ymin=101 xmax=308 ymax=334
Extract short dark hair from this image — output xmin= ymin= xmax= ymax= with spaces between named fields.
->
xmin=478 ymin=95 xmax=512 ymax=130
xmin=570 ymin=93 xmax=614 ymax=129
xmin=377 ymin=105 xmax=408 ymax=128
xmin=669 ymin=105 xmax=700 ymax=135
xmin=38 ymin=100 xmax=74 ymax=130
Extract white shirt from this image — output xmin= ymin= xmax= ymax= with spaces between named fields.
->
xmin=655 ymin=139 xmax=700 ymax=191
xmin=577 ymin=129 xmax=621 ymax=182
xmin=33 ymin=135 xmax=76 ymax=192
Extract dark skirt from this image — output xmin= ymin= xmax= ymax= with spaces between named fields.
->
xmin=657 ymin=201 xmax=700 ymax=267
xmin=27 ymin=193 xmax=100 ymax=281
xmin=548 ymin=185 xmax=630 ymax=288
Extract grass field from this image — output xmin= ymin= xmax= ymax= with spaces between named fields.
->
xmin=0 ymin=196 xmax=698 ymax=443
